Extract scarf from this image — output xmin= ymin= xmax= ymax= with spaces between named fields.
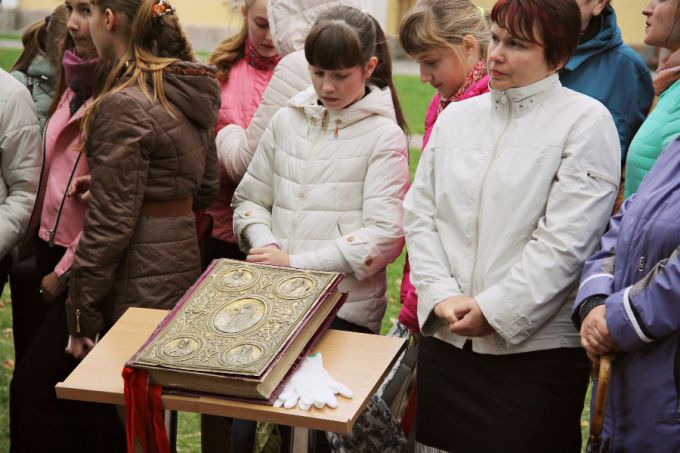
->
xmin=438 ymin=59 xmax=488 ymax=114
xmin=244 ymin=37 xmax=280 ymax=72
xmin=63 ymin=49 xmax=99 ymax=115
xmin=654 ymin=49 xmax=680 ymax=96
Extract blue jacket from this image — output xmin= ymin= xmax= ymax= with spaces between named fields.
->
xmin=560 ymin=6 xmax=653 ymax=161
xmin=573 ymin=137 xmax=680 ymax=452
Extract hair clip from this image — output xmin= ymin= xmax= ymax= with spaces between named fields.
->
xmin=151 ymin=0 xmax=175 ymax=18
xmin=44 ymin=14 xmax=51 ymax=26
xmin=478 ymin=5 xmax=485 ymax=16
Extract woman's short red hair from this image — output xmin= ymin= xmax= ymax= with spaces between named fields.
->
xmin=491 ymin=0 xmax=581 ymax=69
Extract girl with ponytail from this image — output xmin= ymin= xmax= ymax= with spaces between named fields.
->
xmin=233 ymin=5 xmax=408 ymax=335
xmin=63 ymin=0 xmax=219 ymax=360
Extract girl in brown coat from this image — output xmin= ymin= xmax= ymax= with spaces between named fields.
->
xmin=65 ymin=0 xmax=219 ymax=358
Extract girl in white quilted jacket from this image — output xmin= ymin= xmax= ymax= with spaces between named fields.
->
xmin=233 ymin=5 xmax=409 ymax=335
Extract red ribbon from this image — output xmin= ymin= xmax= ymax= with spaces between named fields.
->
xmin=122 ymin=366 xmax=171 ymax=453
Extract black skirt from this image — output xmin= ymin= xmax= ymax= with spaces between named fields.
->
xmin=416 ymin=336 xmax=590 ymax=453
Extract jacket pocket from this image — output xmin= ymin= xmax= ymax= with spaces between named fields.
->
xmin=587 ymin=170 xmax=618 ymax=187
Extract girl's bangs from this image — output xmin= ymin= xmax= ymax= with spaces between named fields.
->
xmin=305 ymin=21 xmax=365 ymax=69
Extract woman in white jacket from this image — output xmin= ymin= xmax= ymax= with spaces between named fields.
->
xmin=233 ymin=5 xmax=409 ymax=334
xmin=0 ymin=69 xmax=41 ymax=291
xmin=403 ymin=0 xmax=620 ymax=451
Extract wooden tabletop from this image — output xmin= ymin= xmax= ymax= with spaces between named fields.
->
xmin=56 ymin=307 xmax=406 ymax=434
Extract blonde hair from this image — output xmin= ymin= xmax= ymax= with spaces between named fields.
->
xmin=207 ymin=0 xmax=257 ymax=82
xmin=399 ymin=0 xmax=490 ymax=60
xmin=80 ymin=0 xmax=196 ymax=146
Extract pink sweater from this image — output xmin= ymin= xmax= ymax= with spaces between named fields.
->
xmin=208 ymin=58 xmax=274 ymax=243
xmin=37 ymin=88 xmax=90 ymax=276
xmin=399 ymin=75 xmax=489 ymax=334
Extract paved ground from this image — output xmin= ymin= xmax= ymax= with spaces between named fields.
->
xmin=0 ymin=39 xmax=19 ymax=48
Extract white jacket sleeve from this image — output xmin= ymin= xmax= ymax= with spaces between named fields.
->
xmin=232 ymin=123 xmax=278 ymax=253
xmin=475 ymin=111 xmax=621 ymax=345
xmin=217 ymin=51 xmax=310 ymax=184
xmin=403 ymin=126 xmax=464 ymax=334
xmin=328 ymin=127 xmax=409 ymax=281
xmin=0 ymin=84 xmax=41 ymax=258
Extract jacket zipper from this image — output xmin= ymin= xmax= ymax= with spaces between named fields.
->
xmin=334 ymin=119 xmax=341 ymax=138
xmin=636 ymin=200 xmax=667 ymax=273
xmin=75 ymin=308 xmax=81 ymax=334
xmin=48 ymin=152 xmax=82 ymax=246
xmin=468 ymin=94 xmax=513 ymax=295
xmin=292 ymin=113 xmax=327 ymax=250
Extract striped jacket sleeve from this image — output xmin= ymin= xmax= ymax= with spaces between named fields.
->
xmin=605 ymin=243 xmax=680 ymax=351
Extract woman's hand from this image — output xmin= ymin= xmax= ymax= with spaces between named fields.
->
xmin=68 ymin=175 xmax=91 ymax=202
xmin=580 ymin=305 xmax=619 ymax=364
xmin=65 ymin=335 xmax=96 ymax=360
xmin=246 ymin=245 xmax=290 ymax=267
xmin=40 ymin=272 xmax=66 ymax=302
xmin=434 ymin=296 xmax=495 ymax=337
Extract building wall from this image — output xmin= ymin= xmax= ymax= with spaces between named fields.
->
xmin=10 ymin=0 xmax=653 ymax=52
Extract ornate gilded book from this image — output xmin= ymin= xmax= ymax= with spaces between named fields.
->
xmin=128 ymin=259 xmax=346 ymax=400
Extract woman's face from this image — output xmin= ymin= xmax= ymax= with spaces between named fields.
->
xmin=487 ymin=24 xmax=556 ymax=91
xmin=643 ymin=0 xmax=680 ymax=51
xmin=65 ymin=0 xmax=96 ymax=59
xmin=244 ymin=0 xmax=277 ymax=58
xmin=412 ymin=44 xmax=471 ymax=99
xmin=309 ymin=58 xmax=377 ymax=111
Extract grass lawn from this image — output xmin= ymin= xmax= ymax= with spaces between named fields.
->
xmin=0 ymin=46 xmax=591 ymax=451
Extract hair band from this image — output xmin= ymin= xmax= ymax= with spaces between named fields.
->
xmin=151 ymin=0 xmax=175 ymax=18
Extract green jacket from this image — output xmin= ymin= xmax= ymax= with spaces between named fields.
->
xmin=624 ymin=79 xmax=680 ymax=198
xmin=11 ymin=55 xmax=56 ymax=129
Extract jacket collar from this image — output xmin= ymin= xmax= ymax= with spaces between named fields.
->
xmin=289 ymin=84 xmax=397 ymax=134
xmin=490 ymin=73 xmax=561 ymax=116
xmin=564 ymin=6 xmax=622 ymax=72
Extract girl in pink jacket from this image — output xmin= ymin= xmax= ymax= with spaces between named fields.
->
xmin=9 ymin=0 xmax=111 ymax=451
xmin=398 ymin=0 xmax=491 ymax=335
xmin=204 ymin=0 xmax=280 ymax=263
xmin=396 ymin=0 xmax=490 ymax=438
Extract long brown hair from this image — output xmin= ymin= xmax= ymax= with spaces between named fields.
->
xmin=304 ymin=6 xmax=407 ymax=132
xmin=206 ymin=0 xmax=256 ymax=82
xmin=11 ymin=5 xmax=68 ymax=73
xmin=80 ymin=0 xmax=196 ymax=145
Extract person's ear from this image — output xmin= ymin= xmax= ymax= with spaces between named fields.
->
xmin=365 ymin=56 xmax=378 ymax=78
xmin=593 ymin=0 xmax=609 ymax=17
xmin=461 ymin=35 xmax=479 ymax=62
xmin=104 ymin=8 xmax=116 ymax=32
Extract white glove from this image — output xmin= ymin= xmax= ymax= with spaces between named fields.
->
xmin=274 ymin=353 xmax=353 ymax=411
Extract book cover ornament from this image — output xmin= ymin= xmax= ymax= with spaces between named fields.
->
xmin=134 ymin=259 xmax=340 ymax=378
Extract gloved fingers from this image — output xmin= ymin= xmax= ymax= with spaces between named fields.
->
xmin=329 ymin=380 xmax=353 ymax=399
xmin=325 ymin=392 xmax=338 ymax=409
xmin=311 ymin=386 xmax=332 ymax=409
xmin=298 ymin=386 xmax=314 ymax=409
xmin=298 ymin=398 xmax=312 ymax=411
xmin=283 ymin=393 xmax=300 ymax=409
xmin=273 ymin=398 xmax=284 ymax=408
xmin=279 ymin=388 xmax=296 ymax=402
